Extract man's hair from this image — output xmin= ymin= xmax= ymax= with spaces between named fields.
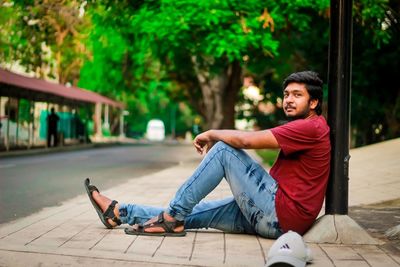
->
xmin=282 ymin=71 xmax=324 ymax=115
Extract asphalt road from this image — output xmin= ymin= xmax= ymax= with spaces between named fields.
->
xmin=0 ymin=143 xmax=199 ymax=225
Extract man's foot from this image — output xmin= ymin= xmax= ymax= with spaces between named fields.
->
xmin=84 ymin=178 xmax=121 ymax=229
xmin=125 ymin=212 xmax=186 ymax=236
xmin=92 ymin=191 xmax=120 ymax=227
xmin=139 ymin=212 xmax=184 ymax=233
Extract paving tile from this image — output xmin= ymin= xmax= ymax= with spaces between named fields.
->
xmin=352 ymin=245 xmax=400 ymax=267
xmin=320 ymin=244 xmax=364 ymax=261
xmin=319 ymin=244 xmax=373 ymax=267
xmin=0 ymin=205 xmax=90 ymax=247
xmin=389 ymin=253 xmax=400 ymax=266
xmin=307 ymin=244 xmax=335 ymax=267
xmin=224 ymin=233 xmax=265 ymax=266
xmin=28 ymin=217 xmax=95 ymax=247
xmin=255 ymin=235 xmax=274 ymax=259
xmin=60 ymin=225 xmax=111 ymax=250
xmin=189 ymin=231 xmax=225 ymax=265
xmin=153 ymin=232 xmax=196 ymax=260
xmin=0 ymin=201 xmax=82 ymax=240
xmin=91 ymin=228 xmax=138 ymax=253
xmin=332 ymin=260 xmax=371 ymax=267
xmin=125 ymin=235 xmax=164 ymax=257
xmin=0 ymin=250 xmax=191 ymax=267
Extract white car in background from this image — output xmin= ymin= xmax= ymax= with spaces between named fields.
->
xmin=146 ymin=119 xmax=165 ymax=141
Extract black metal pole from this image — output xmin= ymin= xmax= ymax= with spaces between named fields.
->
xmin=326 ymin=0 xmax=353 ymax=214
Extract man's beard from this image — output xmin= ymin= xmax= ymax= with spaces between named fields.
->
xmin=284 ymin=106 xmax=311 ymax=120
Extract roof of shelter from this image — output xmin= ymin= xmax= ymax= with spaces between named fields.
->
xmin=0 ymin=68 xmax=124 ymax=109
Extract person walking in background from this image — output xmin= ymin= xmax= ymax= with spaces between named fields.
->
xmin=47 ymin=107 xmax=60 ymax=147
xmin=85 ymin=71 xmax=331 ymax=238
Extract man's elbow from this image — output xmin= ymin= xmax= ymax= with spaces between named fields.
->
xmin=240 ymin=140 xmax=252 ymax=149
xmin=239 ymin=138 xmax=256 ymax=149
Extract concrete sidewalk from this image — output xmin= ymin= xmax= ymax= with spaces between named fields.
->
xmin=0 ymin=138 xmax=399 ymax=266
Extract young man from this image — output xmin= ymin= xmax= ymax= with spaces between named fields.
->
xmin=85 ymin=71 xmax=330 ymax=238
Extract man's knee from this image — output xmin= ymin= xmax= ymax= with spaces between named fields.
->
xmin=213 ymin=141 xmax=233 ymax=151
xmin=210 ymin=141 xmax=242 ymax=161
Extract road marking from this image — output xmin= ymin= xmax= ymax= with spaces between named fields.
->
xmin=0 ymin=164 xmax=16 ymax=169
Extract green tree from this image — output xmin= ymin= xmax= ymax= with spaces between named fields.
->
xmin=350 ymin=0 xmax=400 ymax=146
xmin=131 ymin=1 xmax=335 ymax=129
xmin=0 ymin=0 xmax=90 ymax=84
xmin=80 ymin=0 xmax=334 ymax=130
xmin=0 ymin=1 xmax=22 ymax=67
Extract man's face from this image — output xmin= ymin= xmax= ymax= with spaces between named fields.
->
xmin=283 ymin=82 xmax=317 ymax=119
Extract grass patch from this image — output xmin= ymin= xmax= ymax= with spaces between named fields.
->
xmin=256 ymin=149 xmax=280 ymax=167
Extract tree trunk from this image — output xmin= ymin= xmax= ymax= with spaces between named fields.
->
xmin=385 ymin=90 xmax=400 ymax=138
xmin=192 ymin=58 xmax=242 ymax=130
xmin=222 ymin=60 xmax=242 ymax=129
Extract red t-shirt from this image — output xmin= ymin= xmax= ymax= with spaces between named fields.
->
xmin=270 ymin=115 xmax=330 ymax=234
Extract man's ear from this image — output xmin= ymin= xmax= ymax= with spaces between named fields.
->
xmin=310 ymin=99 xmax=318 ymax=110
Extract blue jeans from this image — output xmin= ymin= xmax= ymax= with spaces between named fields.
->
xmin=118 ymin=141 xmax=283 ymax=238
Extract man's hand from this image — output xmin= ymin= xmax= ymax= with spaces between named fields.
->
xmin=193 ymin=130 xmax=216 ymax=155
xmin=193 ymin=129 xmax=280 ymax=154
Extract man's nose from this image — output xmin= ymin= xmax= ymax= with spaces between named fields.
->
xmin=285 ymin=94 xmax=294 ymax=102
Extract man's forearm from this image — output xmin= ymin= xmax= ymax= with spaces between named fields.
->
xmin=207 ymin=130 xmax=248 ymax=148
xmin=208 ymin=129 xmax=279 ymax=149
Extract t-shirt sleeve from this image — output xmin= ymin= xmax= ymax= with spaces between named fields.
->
xmin=270 ymin=119 xmax=319 ymax=155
